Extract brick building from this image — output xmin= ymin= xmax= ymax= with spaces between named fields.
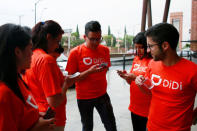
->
xmin=191 ymin=0 xmax=197 ymax=51
xmin=170 ymin=12 xmax=183 ymax=50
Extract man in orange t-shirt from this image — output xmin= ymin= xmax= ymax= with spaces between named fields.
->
xmin=135 ymin=23 xmax=197 ymax=131
xmin=66 ymin=21 xmax=117 ymax=131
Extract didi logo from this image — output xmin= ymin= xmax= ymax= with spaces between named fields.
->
xmin=83 ymin=57 xmax=92 ymax=65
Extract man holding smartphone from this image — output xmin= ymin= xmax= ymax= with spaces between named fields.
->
xmin=66 ymin=21 xmax=117 ymax=131
xmin=135 ymin=23 xmax=197 ymax=131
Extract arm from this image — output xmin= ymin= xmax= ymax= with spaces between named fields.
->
xmin=68 ymin=64 xmax=108 ymax=81
xmin=40 ymin=58 xmax=76 ymax=108
xmin=46 ymin=74 xmax=77 ymax=108
xmin=28 ymin=117 xmax=55 ymax=131
xmin=117 ymin=70 xmax=136 ymax=84
xmin=135 ymin=75 xmax=151 ymax=95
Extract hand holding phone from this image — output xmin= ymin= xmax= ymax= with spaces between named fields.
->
xmin=99 ymin=63 xmax=108 ymax=68
xmin=43 ymin=107 xmax=55 ymax=119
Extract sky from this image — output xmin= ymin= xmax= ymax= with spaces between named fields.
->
xmin=0 ymin=0 xmax=192 ymax=41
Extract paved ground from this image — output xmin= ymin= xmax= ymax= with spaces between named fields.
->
xmin=64 ymin=57 xmax=197 ymax=131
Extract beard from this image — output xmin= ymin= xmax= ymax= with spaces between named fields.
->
xmin=152 ymin=48 xmax=165 ymax=61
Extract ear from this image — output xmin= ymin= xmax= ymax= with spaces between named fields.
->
xmin=15 ymin=47 xmax=22 ymax=58
xmin=46 ymin=33 xmax=52 ymax=41
xmin=162 ymin=41 xmax=170 ymax=51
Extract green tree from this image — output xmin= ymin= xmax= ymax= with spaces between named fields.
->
xmin=123 ymin=34 xmax=134 ymax=49
xmin=103 ymin=34 xmax=116 ymax=47
xmin=108 ymin=26 xmax=111 ymax=35
xmin=71 ymin=39 xmax=85 ymax=47
xmin=76 ymin=25 xmax=80 ymax=39
xmin=60 ymin=36 xmax=67 ymax=46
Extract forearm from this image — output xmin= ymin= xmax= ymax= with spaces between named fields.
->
xmin=125 ymin=73 xmax=137 ymax=85
xmin=47 ymin=93 xmax=66 ymax=108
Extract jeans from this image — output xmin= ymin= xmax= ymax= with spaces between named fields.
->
xmin=131 ymin=112 xmax=148 ymax=131
xmin=77 ymin=93 xmax=117 ymax=131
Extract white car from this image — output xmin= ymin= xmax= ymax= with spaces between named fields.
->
xmin=56 ymin=53 xmax=68 ymax=76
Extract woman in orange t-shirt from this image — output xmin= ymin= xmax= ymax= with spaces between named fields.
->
xmin=0 ymin=24 xmax=55 ymax=131
xmin=23 ymin=20 xmax=76 ymax=131
xmin=117 ymin=32 xmax=152 ymax=131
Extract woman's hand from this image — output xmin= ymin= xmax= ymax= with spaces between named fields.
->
xmin=29 ymin=117 xmax=55 ymax=131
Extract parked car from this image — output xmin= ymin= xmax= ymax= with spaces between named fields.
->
xmin=56 ymin=53 xmax=67 ymax=76
xmin=56 ymin=53 xmax=75 ymax=88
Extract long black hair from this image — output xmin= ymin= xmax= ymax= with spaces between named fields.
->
xmin=0 ymin=24 xmax=31 ymax=102
xmin=133 ymin=31 xmax=151 ymax=58
xmin=32 ymin=20 xmax=64 ymax=53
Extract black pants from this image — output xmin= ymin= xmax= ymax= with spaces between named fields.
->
xmin=77 ymin=93 xmax=117 ymax=131
xmin=131 ymin=112 xmax=148 ymax=131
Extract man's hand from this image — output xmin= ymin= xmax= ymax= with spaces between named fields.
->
xmin=135 ymin=75 xmax=145 ymax=86
xmin=88 ymin=64 xmax=107 ymax=74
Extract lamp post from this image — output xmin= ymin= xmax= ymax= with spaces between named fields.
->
xmin=35 ymin=0 xmax=43 ymax=25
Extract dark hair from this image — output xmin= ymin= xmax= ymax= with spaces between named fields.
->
xmin=145 ymin=23 xmax=179 ymax=50
xmin=133 ymin=31 xmax=151 ymax=58
xmin=0 ymin=24 xmax=31 ymax=102
xmin=32 ymin=20 xmax=64 ymax=52
xmin=55 ymin=44 xmax=64 ymax=54
xmin=133 ymin=32 xmax=147 ymax=50
xmin=85 ymin=21 xmax=101 ymax=36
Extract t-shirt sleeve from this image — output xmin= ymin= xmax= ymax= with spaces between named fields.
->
xmin=38 ymin=57 xmax=62 ymax=97
xmin=66 ymin=49 xmax=78 ymax=74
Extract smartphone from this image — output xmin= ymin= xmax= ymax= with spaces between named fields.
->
xmin=69 ymin=72 xmax=80 ymax=78
xmin=43 ymin=107 xmax=56 ymax=119
xmin=99 ymin=63 xmax=108 ymax=68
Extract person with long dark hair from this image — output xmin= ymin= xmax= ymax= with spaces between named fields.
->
xmin=0 ymin=23 xmax=55 ymax=131
xmin=23 ymin=20 xmax=76 ymax=131
xmin=117 ymin=32 xmax=152 ymax=131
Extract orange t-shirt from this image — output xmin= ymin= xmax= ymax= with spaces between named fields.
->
xmin=129 ymin=56 xmax=152 ymax=117
xmin=23 ymin=49 xmax=66 ymax=126
xmin=66 ymin=43 xmax=111 ymax=99
xmin=146 ymin=58 xmax=197 ymax=131
xmin=0 ymin=79 xmax=39 ymax=131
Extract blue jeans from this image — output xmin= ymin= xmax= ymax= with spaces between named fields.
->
xmin=77 ymin=93 xmax=117 ymax=131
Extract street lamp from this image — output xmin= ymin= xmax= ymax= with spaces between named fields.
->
xmin=35 ymin=0 xmax=43 ymax=25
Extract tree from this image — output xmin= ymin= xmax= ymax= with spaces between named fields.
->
xmin=103 ymin=34 xmax=116 ymax=47
xmin=76 ymin=24 xmax=80 ymax=39
xmin=108 ymin=26 xmax=111 ymax=35
xmin=71 ymin=39 xmax=85 ymax=47
xmin=60 ymin=36 xmax=67 ymax=46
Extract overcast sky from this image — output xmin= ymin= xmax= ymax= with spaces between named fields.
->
xmin=0 ymin=0 xmax=192 ymax=40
